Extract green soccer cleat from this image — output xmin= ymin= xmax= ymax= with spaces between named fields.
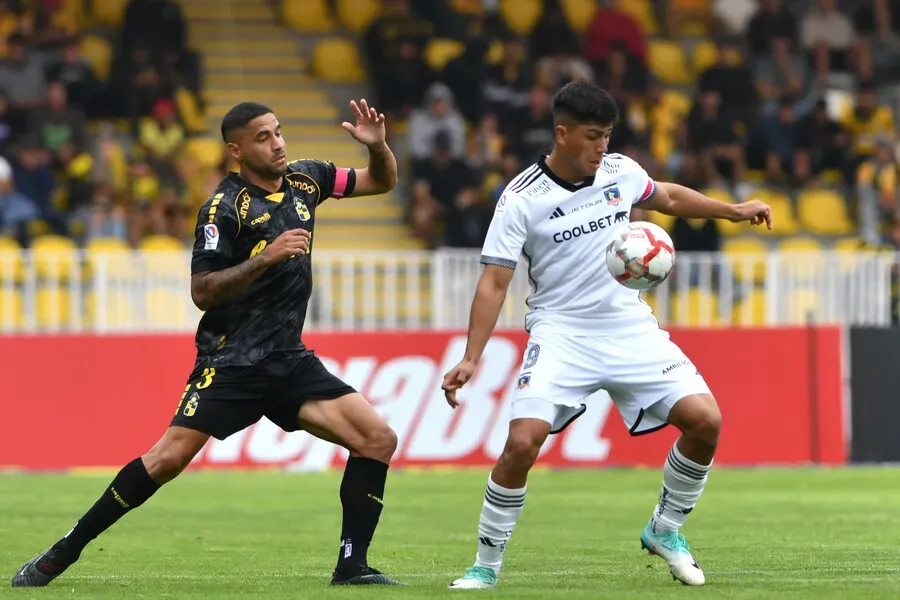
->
xmin=448 ymin=566 xmax=498 ymax=589
xmin=640 ymin=519 xmax=705 ymax=586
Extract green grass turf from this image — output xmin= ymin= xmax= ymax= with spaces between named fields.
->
xmin=1 ymin=468 xmax=899 ymax=599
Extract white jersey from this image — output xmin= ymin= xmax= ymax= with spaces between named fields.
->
xmin=481 ymin=154 xmax=658 ymax=334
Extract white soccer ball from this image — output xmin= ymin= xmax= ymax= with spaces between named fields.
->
xmin=605 ymin=221 xmax=675 ymax=290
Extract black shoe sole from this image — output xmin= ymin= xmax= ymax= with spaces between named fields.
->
xmin=330 ymin=573 xmax=406 ymax=586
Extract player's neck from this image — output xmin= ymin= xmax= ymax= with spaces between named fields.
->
xmin=544 ymin=150 xmax=586 ymax=185
xmin=240 ymin=168 xmax=283 ymax=194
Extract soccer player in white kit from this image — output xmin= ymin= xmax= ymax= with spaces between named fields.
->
xmin=442 ymin=81 xmax=773 ymax=589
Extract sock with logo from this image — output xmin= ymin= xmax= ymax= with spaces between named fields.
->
xmin=473 ymin=475 xmax=526 ymax=574
xmin=335 ymin=457 xmax=388 ymax=574
xmin=55 ymin=458 xmax=160 ymax=563
xmin=651 ymin=442 xmax=711 ymax=532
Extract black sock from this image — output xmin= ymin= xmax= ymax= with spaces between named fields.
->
xmin=336 ymin=456 xmax=388 ymax=573
xmin=56 ymin=458 xmax=160 ymax=562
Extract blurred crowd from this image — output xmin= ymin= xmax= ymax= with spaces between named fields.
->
xmin=0 ymin=0 xmax=213 ymax=250
xmin=365 ymin=0 xmax=900 ymax=252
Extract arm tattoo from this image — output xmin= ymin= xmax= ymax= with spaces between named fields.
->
xmin=191 ymin=254 xmax=271 ymax=310
xmin=366 ymin=142 xmax=398 ymax=190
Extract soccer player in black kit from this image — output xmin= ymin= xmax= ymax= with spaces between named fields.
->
xmin=12 ymin=99 xmax=403 ymax=587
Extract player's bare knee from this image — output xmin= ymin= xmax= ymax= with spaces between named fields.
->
xmin=684 ymin=406 xmax=722 ymax=449
xmin=142 ymin=441 xmax=196 ymax=484
xmin=501 ymin=434 xmax=542 ymax=471
xmin=358 ymin=424 xmax=398 ymax=463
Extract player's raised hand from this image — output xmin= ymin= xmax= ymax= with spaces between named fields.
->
xmin=262 ymin=229 xmax=310 ymax=263
xmin=729 ymin=200 xmax=773 ymax=230
xmin=341 ymin=99 xmax=386 ymax=148
xmin=442 ymin=360 xmax=476 ymax=409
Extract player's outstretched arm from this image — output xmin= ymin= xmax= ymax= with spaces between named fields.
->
xmin=341 ymin=99 xmax=398 ymax=196
xmin=442 ymin=264 xmax=515 ymax=408
xmin=646 ymin=182 xmax=773 ymax=230
xmin=191 ymin=229 xmax=310 ymax=310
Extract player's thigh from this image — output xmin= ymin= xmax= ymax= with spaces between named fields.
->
xmin=266 ymin=353 xmax=396 ymax=459
xmin=170 ymin=363 xmax=270 ymax=441
xmin=601 ymin=328 xmax=712 ymax=436
xmin=511 ymin=329 xmax=599 ymax=435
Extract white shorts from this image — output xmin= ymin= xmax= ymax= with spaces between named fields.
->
xmin=511 ymin=325 xmax=711 ymax=435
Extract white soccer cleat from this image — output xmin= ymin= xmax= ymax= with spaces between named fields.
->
xmin=640 ymin=520 xmax=705 ymax=586
xmin=448 ymin=566 xmax=498 ymax=589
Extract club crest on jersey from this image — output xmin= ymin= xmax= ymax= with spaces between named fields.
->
xmin=604 ymin=186 xmax=623 ymax=206
xmin=517 ymin=374 xmax=531 ymax=389
xmin=203 ymin=224 xmax=219 ymax=250
xmin=294 ymin=199 xmax=310 ymax=222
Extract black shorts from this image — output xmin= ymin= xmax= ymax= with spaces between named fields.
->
xmin=170 ymin=351 xmax=356 ymax=440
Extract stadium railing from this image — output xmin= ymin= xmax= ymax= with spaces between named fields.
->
xmin=0 ymin=249 xmax=897 ymax=333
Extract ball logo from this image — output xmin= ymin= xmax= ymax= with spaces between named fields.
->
xmin=203 ymin=224 xmax=219 ymax=250
xmin=603 ymin=186 xmax=623 ymax=206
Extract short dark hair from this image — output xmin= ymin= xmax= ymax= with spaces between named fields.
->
xmin=220 ymin=102 xmax=274 ymax=142
xmin=552 ymin=81 xmax=619 ymax=127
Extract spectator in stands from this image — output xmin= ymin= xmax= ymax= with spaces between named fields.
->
xmin=442 ymin=36 xmax=490 ymax=124
xmin=468 ymin=113 xmax=504 ymax=172
xmin=746 ymin=0 xmax=798 ymax=57
xmin=0 ymin=33 xmax=48 ymax=134
xmin=856 ymin=135 xmax=898 ymax=245
xmin=46 ymin=39 xmax=103 ymax=116
xmin=0 ymin=0 xmax=22 ymax=55
xmin=0 ymin=156 xmax=40 ymax=241
xmin=122 ymin=0 xmax=186 ymax=61
xmin=535 ymin=38 xmax=594 ymax=91
xmin=126 ymin=147 xmax=161 ymax=246
xmin=841 ymin=80 xmax=896 ymax=171
xmin=794 ymin=99 xmax=848 ymax=185
xmin=713 ymin=0 xmax=760 ymax=36
xmin=411 ymin=130 xmax=483 ymax=246
xmin=28 ymin=81 xmax=85 ymax=170
xmin=374 ymin=37 xmax=434 ymax=122
xmin=30 ymin=1 xmax=78 ymax=51
xmin=853 ymin=0 xmax=900 ymax=83
xmin=109 ymin=40 xmax=163 ymax=123
xmin=593 ymin=41 xmax=650 ymax=105
xmin=698 ymin=40 xmax=757 ymax=121
xmin=76 ymin=185 xmax=128 ymax=243
xmin=530 ymin=0 xmax=578 ymax=61
xmin=759 ymin=95 xmax=801 ymax=181
xmin=487 ymin=150 xmax=521 ymax=202
xmin=408 ymin=82 xmax=467 ymax=167
xmin=505 ymin=86 xmax=555 ymax=167
xmin=800 ymin=0 xmax=858 ymax=80
xmin=686 ymin=90 xmax=745 ymax=186
xmin=754 ymin=33 xmax=815 ymax=116
xmin=582 ymin=0 xmax=647 ymax=65
xmin=10 ymin=136 xmax=54 ymax=223
xmin=482 ymin=36 xmax=531 ymax=128
xmin=671 ymin=216 xmax=722 ymax=253
xmin=0 ymin=94 xmax=13 ymax=155
xmin=365 ymin=0 xmax=432 ymax=95
xmin=138 ymin=98 xmax=184 ymax=190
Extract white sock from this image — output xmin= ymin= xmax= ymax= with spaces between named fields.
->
xmin=651 ymin=442 xmax=711 ymax=533
xmin=473 ymin=475 xmax=526 ymax=574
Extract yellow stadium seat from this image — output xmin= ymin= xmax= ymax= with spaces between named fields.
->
xmin=691 ymin=40 xmax=741 ymax=74
xmin=752 ymin=189 xmax=797 ymax=235
xmin=424 ymin=39 xmax=466 ymax=72
xmin=722 ymin=237 xmax=767 ymax=283
xmin=175 ymin=87 xmax=207 ymax=136
xmin=797 ymin=188 xmax=853 ymax=235
xmin=336 ymin=0 xmax=381 ymax=33
xmin=0 ymin=237 xmax=23 ymax=283
xmin=36 ymin=287 xmax=72 ymax=330
xmin=146 ymin=290 xmax=193 ymax=330
xmin=733 ymin=289 xmax=767 ymax=326
xmin=648 ymin=40 xmax=691 ymax=85
xmin=661 ymin=90 xmax=692 ymax=117
xmin=86 ymin=237 xmax=132 ymax=279
xmin=671 ymin=289 xmax=719 ymax=327
xmin=86 ymin=289 xmax=136 ymax=330
xmin=833 ymin=237 xmax=870 ymax=253
xmin=31 ymin=235 xmax=79 ymax=281
xmin=559 ymin=0 xmax=597 ymax=34
xmin=90 ymin=0 xmax=126 ymax=25
xmin=140 ymin=235 xmax=185 ymax=252
xmin=184 ymin=137 xmax=225 ymax=170
xmin=614 ymin=0 xmax=658 ymax=34
xmin=0 ymin=288 xmax=23 ymax=330
xmin=498 ymin=0 xmax=542 ymax=35
xmin=647 ymin=209 xmax=675 ymax=232
xmin=787 ymin=289 xmax=819 ymax=324
xmin=79 ymin=35 xmax=112 ymax=81
xmin=313 ymin=37 xmax=364 ymax=83
xmin=282 ymin=0 xmax=335 ymax=32
xmin=778 ymin=237 xmax=823 ymax=253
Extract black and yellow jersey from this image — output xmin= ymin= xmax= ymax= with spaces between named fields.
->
xmin=189 ymin=159 xmax=356 ymax=366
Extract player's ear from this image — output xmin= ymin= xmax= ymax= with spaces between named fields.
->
xmin=554 ymin=123 xmax=568 ymax=147
xmin=226 ymin=142 xmax=240 ymax=162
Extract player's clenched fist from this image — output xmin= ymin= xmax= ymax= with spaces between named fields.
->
xmin=263 ymin=229 xmax=310 ymax=263
xmin=442 ymin=359 xmax=476 ymax=408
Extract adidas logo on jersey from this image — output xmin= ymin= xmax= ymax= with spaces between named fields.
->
xmin=548 ymin=207 xmax=566 ymax=220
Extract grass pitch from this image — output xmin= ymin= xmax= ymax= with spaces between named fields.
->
xmin=1 ymin=468 xmax=898 ymax=599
